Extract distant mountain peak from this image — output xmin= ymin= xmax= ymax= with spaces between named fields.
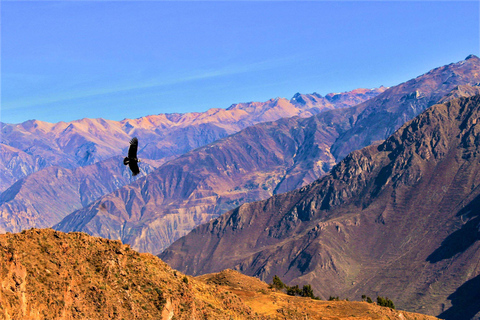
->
xmin=465 ymin=54 xmax=479 ymax=60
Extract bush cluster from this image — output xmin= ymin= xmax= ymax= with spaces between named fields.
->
xmin=269 ymin=275 xmax=319 ymax=300
xmin=376 ymin=296 xmax=395 ymax=309
xmin=270 ymin=276 xmax=395 ymax=309
xmin=362 ymin=294 xmax=395 ymax=309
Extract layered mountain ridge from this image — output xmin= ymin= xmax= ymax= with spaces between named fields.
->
xmin=0 ymin=87 xmax=383 ymax=192
xmin=161 ymin=94 xmax=480 ymax=319
xmin=0 ymin=88 xmax=384 ymax=235
xmin=54 ymin=56 xmax=480 ymax=255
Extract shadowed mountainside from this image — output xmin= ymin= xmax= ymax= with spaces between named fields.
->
xmin=161 ymin=95 xmax=480 ymax=319
xmin=54 ymin=56 xmax=480 ymax=255
xmin=0 ymin=229 xmax=439 ymax=320
xmin=0 ymin=87 xmax=383 ymax=192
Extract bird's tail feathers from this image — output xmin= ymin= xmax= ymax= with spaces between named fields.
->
xmin=123 ymin=157 xmax=130 ymax=165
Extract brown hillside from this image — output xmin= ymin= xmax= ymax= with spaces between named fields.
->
xmin=0 ymin=229 xmax=438 ymax=320
xmin=160 ymin=94 xmax=480 ymax=319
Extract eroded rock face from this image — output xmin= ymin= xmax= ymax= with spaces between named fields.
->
xmin=160 ymin=95 xmax=480 ymax=319
xmin=0 ymin=157 xmax=158 ymax=233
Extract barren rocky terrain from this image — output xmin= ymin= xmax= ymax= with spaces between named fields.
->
xmin=0 ymin=87 xmax=383 ymax=192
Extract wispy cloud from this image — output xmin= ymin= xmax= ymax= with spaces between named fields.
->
xmin=2 ymin=56 xmax=295 ymax=112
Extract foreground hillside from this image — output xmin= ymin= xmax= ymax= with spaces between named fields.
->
xmin=161 ymin=94 xmax=480 ymax=319
xmin=55 ymin=56 xmax=480 ymax=255
xmin=0 ymin=229 xmax=438 ymax=320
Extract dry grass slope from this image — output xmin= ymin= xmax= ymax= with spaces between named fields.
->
xmin=1 ymin=229 xmax=437 ymax=320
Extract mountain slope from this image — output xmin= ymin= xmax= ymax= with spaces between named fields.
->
xmin=0 ymin=157 xmax=158 ymax=233
xmin=54 ymin=56 xmax=480 ymax=256
xmin=0 ymin=87 xmax=383 ymax=192
xmin=0 ymin=144 xmax=46 ymax=193
xmin=160 ymin=95 xmax=480 ymax=319
xmin=0 ymin=229 xmax=437 ymax=320
xmin=54 ymin=111 xmax=356 ymax=254
xmin=331 ymin=54 xmax=480 ymax=160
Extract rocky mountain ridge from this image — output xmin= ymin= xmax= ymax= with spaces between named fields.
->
xmin=160 ymin=94 xmax=480 ymax=319
xmin=0 ymin=87 xmax=384 ymax=192
xmin=330 ymin=55 xmax=480 ymax=160
xmin=54 ymin=56 xmax=480 ymax=255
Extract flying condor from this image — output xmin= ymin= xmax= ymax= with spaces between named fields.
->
xmin=124 ymin=137 xmax=141 ymax=176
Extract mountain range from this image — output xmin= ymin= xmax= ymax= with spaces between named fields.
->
xmin=0 ymin=87 xmax=383 ymax=193
xmin=53 ymin=55 xmax=480 ymax=256
xmin=0 ymin=88 xmax=384 ymax=234
xmin=161 ymin=93 xmax=480 ymax=319
xmin=2 ymin=55 xmax=480 ymax=319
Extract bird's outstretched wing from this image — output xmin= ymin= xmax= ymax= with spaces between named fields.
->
xmin=129 ymin=161 xmax=140 ymax=176
xmin=128 ymin=137 xmax=138 ymax=159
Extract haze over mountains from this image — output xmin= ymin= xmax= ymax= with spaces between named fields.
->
xmin=54 ymin=55 xmax=480 ymax=255
xmin=161 ymin=94 xmax=480 ymax=319
xmin=0 ymin=157 xmax=158 ymax=233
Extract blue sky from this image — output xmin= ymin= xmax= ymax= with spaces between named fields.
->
xmin=1 ymin=1 xmax=479 ymax=124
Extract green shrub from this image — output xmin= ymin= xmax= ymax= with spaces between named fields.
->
xmin=377 ymin=296 xmax=395 ymax=309
xmin=270 ymin=275 xmax=286 ymax=291
xmin=286 ymin=285 xmax=301 ymax=296
xmin=301 ymin=284 xmax=315 ymax=298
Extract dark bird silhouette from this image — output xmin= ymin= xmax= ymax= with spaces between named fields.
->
xmin=124 ymin=137 xmax=141 ymax=176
